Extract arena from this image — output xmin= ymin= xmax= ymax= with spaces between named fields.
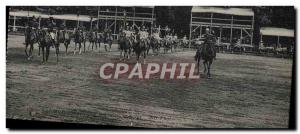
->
xmin=7 ymin=34 xmax=293 ymax=128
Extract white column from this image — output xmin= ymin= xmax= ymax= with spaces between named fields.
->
xmin=13 ymin=15 xmax=16 ymax=31
xmin=240 ymin=27 xmax=243 ymax=43
xmin=114 ymin=7 xmax=117 ymax=39
xmin=250 ymin=15 xmax=254 ymax=46
xmin=151 ymin=8 xmax=154 ymax=35
xmin=189 ymin=11 xmax=193 ymax=49
xmin=230 ymin=16 xmax=233 ymax=43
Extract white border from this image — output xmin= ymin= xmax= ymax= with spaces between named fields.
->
xmin=1 ymin=0 xmax=298 ymax=133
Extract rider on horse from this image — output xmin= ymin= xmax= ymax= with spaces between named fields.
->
xmin=29 ymin=16 xmax=39 ymax=30
xmin=201 ymin=28 xmax=217 ymax=59
xmin=47 ymin=17 xmax=57 ymax=46
xmin=26 ymin=15 xmax=39 ymax=38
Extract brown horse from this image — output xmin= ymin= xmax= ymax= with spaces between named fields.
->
xmin=195 ymin=42 xmax=216 ymax=78
xmin=24 ymin=27 xmax=39 ymax=60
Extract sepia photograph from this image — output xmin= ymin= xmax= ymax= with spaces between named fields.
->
xmin=6 ymin=6 xmax=295 ymax=129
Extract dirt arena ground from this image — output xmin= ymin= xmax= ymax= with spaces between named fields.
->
xmin=6 ymin=34 xmax=293 ymax=128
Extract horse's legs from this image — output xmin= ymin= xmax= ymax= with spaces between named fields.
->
xmin=55 ymin=45 xmax=59 ymax=62
xmin=109 ymin=42 xmax=112 ymax=51
xmin=203 ymin=61 xmax=207 ymax=73
xmin=29 ymin=43 xmax=34 ymax=58
xmin=146 ymin=47 xmax=150 ymax=55
xmin=38 ymin=43 xmax=41 ymax=56
xmin=123 ymin=50 xmax=127 ymax=61
xmin=64 ymin=42 xmax=68 ymax=55
xmin=25 ymin=43 xmax=29 ymax=58
xmin=207 ymin=60 xmax=213 ymax=78
xmin=143 ymin=51 xmax=146 ymax=64
xmin=136 ymin=53 xmax=140 ymax=63
xmin=88 ymin=41 xmax=91 ymax=50
xmin=119 ymin=50 xmax=123 ymax=60
xmin=128 ymin=49 xmax=131 ymax=59
xmin=83 ymin=41 xmax=86 ymax=53
xmin=197 ymin=58 xmax=200 ymax=74
xmin=42 ymin=46 xmax=45 ymax=62
xmin=46 ymin=46 xmax=50 ymax=62
xmin=98 ymin=41 xmax=101 ymax=51
xmin=79 ymin=43 xmax=82 ymax=54
xmin=74 ymin=42 xmax=77 ymax=55
xmin=105 ymin=44 xmax=108 ymax=52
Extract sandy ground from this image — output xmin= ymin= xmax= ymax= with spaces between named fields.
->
xmin=6 ymin=34 xmax=293 ymax=128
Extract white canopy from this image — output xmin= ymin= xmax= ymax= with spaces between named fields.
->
xmin=9 ymin=11 xmax=50 ymax=18
xmin=52 ymin=14 xmax=91 ymax=22
xmin=260 ymin=27 xmax=294 ymax=37
xmin=192 ymin=7 xmax=254 ymax=16
xmin=120 ymin=6 xmax=154 ymax=8
xmin=9 ymin=10 xmax=92 ymax=22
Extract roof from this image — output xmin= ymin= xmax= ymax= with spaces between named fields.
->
xmin=52 ymin=14 xmax=91 ymax=22
xmin=9 ymin=11 xmax=50 ymax=18
xmin=9 ymin=10 xmax=92 ymax=22
xmin=120 ymin=6 xmax=154 ymax=8
xmin=191 ymin=7 xmax=254 ymax=16
xmin=260 ymin=27 xmax=294 ymax=37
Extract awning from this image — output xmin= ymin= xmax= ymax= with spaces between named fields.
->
xmin=120 ymin=6 xmax=154 ymax=8
xmin=52 ymin=14 xmax=91 ymax=22
xmin=9 ymin=11 xmax=50 ymax=18
xmin=191 ymin=7 xmax=254 ymax=16
xmin=9 ymin=10 xmax=92 ymax=22
xmin=260 ymin=27 xmax=294 ymax=37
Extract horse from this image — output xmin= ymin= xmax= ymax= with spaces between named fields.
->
xmin=162 ymin=37 xmax=172 ymax=54
xmin=118 ymin=32 xmax=132 ymax=60
xmin=149 ymin=36 xmax=160 ymax=55
xmin=57 ymin=29 xmax=71 ymax=55
xmin=73 ymin=30 xmax=85 ymax=54
xmin=172 ymin=36 xmax=180 ymax=52
xmin=87 ymin=31 xmax=97 ymax=51
xmin=24 ymin=27 xmax=39 ymax=60
xmin=133 ymin=34 xmax=148 ymax=64
xmin=104 ymin=32 xmax=113 ymax=52
xmin=195 ymin=42 xmax=216 ymax=78
xmin=38 ymin=29 xmax=58 ymax=62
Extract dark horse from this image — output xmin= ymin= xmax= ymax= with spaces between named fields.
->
xmin=38 ymin=29 xmax=58 ymax=62
xmin=149 ymin=36 xmax=160 ymax=55
xmin=57 ymin=29 xmax=71 ymax=55
xmin=104 ymin=32 xmax=113 ymax=52
xmin=73 ymin=30 xmax=85 ymax=55
xmin=24 ymin=27 xmax=39 ymax=60
xmin=195 ymin=42 xmax=216 ymax=78
xmin=118 ymin=32 xmax=132 ymax=60
xmin=133 ymin=35 xmax=148 ymax=64
xmin=162 ymin=37 xmax=172 ymax=54
xmin=87 ymin=31 xmax=97 ymax=51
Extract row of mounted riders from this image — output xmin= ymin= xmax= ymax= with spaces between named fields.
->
xmin=24 ymin=27 xmax=114 ymax=62
xmin=24 ymin=25 xmax=216 ymax=78
xmin=24 ymin=27 xmax=190 ymax=63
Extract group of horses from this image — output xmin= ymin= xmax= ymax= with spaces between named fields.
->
xmin=118 ymin=30 xmax=189 ymax=63
xmin=24 ymin=27 xmax=113 ymax=62
xmin=24 ymin=27 xmax=215 ymax=78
